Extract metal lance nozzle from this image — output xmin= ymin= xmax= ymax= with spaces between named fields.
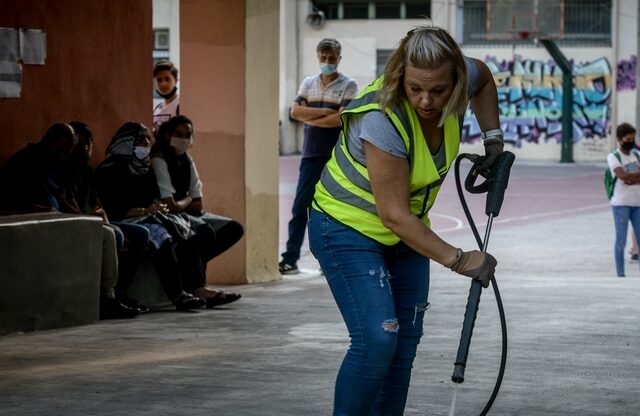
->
xmin=451 ymin=151 xmax=515 ymax=384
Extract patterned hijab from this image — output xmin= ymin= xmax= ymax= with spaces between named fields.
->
xmin=104 ymin=122 xmax=151 ymax=176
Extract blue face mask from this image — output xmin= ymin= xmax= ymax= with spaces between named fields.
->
xmin=319 ymin=63 xmax=337 ymax=76
xmin=134 ymin=146 xmax=150 ymax=160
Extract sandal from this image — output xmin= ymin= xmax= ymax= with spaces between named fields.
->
xmin=205 ymin=290 xmax=242 ymax=308
xmin=174 ymin=292 xmax=205 ymax=311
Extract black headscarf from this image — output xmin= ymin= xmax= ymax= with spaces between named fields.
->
xmin=103 ymin=122 xmax=151 ymax=176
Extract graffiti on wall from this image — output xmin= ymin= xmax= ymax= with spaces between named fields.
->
xmin=617 ymin=55 xmax=637 ymax=91
xmin=462 ymin=55 xmax=613 ymax=146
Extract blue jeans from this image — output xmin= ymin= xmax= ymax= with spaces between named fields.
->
xmin=308 ymin=210 xmax=430 ymax=415
xmin=281 ymin=156 xmax=331 ymax=265
xmin=611 ymin=205 xmax=640 ymax=276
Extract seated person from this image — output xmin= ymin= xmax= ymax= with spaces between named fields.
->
xmin=0 ymin=123 xmax=138 ymax=319
xmin=95 ymin=121 xmax=226 ymax=311
xmin=67 ymin=121 xmax=150 ymax=313
xmin=0 ymin=123 xmax=77 ymax=213
xmin=152 ymin=115 xmax=243 ymax=306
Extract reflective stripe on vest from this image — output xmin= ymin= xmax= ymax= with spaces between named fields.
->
xmin=313 ymin=76 xmax=461 ymax=246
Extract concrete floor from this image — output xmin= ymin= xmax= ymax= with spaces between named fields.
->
xmin=1 ymin=158 xmax=639 ymax=415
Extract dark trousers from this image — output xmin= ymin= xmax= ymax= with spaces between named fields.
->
xmin=281 ymin=155 xmax=330 ymax=265
xmin=111 ymin=222 xmax=150 ymax=299
xmin=175 ymin=220 xmax=244 ymax=293
xmin=150 ymin=240 xmax=185 ymax=302
xmin=143 ymin=220 xmax=245 ymax=302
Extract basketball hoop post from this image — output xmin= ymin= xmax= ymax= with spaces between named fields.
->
xmin=540 ymin=39 xmax=574 ymax=163
xmin=486 ymin=1 xmax=572 ymax=163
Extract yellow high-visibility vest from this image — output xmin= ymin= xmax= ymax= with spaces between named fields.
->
xmin=312 ymin=76 xmax=461 ymax=245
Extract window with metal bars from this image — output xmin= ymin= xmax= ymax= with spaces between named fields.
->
xmin=312 ymin=1 xmax=431 ymax=20
xmin=461 ymin=0 xmax=611 ymax=46
xmin=376 ymin=49 xmax=394 ymax=77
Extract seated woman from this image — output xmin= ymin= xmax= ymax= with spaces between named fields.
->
xmin=67 ymin=121 xmax=151 ymax=313
xmin=95 ymin=121 xmax=208 ymax=311
xmin=151 ymin=115 xmax=242 ymax=307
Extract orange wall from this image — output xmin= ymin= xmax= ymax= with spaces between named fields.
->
xmin=0 ymin=0 xmax=152 ymax=166
xmin=180 ymin=0 xmax=247 ymax=284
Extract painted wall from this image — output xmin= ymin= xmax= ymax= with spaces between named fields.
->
xmin=464 ymin=48 xmax=617 ymax=161
xmin=0 ymin=0 xmax=152 ymax=166
xmin=282 ymin=0 xmax=639 ymax=162
xmin=245 ymin=0 xmax=281 ymax=283
xmin=181 ymin=0 xmax=280 ymax=284
xmin=279 ymin=0 xmax=300 ymax=155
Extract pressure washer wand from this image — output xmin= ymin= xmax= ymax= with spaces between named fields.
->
xmin=451 ymin=213 xmax=494 ymax=384
xmin=451 ymin=151 xmax=515 ymax=391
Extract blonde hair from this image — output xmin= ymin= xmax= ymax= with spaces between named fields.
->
xmin=378 ymin=26 xmax=468 ymax=127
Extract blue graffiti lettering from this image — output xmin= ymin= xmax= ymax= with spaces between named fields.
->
xmin=465 ymin=55 xmax=612 ymax=146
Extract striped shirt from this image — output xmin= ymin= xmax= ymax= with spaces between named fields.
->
xmin=295 ymin=73 xmax=358 ymax=158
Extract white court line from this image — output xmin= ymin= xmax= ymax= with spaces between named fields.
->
xmin=433 ymin=202 xmax=609 ymax=233
xmin=429 ymin=212 xmax=464 ymax=232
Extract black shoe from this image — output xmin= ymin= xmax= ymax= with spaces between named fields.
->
xmin=119 ymin=296 xmax=150 ymax=314
xmin=279 ymin=261 xmax=300 ymax=275
xmin=100 ymin=297 xmax=140 ymax=320
xmin=174 ymin=293 xmax=205 ymax=311
xmin=205 ymin=291 xmax=242 ymax=308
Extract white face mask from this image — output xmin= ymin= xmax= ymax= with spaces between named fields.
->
xmin=134 ymin=146 xmax=150 ymax=159
xmin=170 ymin=137 xmax=192 ymax=154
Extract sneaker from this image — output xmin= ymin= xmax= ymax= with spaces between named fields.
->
xmin=279 ymin=261 xmax=300 ymax=275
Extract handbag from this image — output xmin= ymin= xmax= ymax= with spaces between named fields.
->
xmin=154 ymin=212 xmax=195 ymax=241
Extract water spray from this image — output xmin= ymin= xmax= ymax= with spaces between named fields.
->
xmin=450 ymin=151 xmax=515 ymax=415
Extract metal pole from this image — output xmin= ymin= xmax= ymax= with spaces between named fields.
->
xmin=540 ymin=39 xmax=574 ymax=163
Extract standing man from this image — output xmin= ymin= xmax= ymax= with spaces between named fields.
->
xmin=279 ymin=38 xmax=358 ymax=275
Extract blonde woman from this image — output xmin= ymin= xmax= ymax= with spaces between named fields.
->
xmin=308 ymin=26 xmax=503 ymax=414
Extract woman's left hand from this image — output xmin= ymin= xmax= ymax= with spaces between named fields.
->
xmin=478 ymin=139 xmax=504 ymax=177
xmin=469 ymin=58 xmax=504 ymax=176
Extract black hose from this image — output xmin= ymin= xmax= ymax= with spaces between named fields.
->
xmin=453 ymin=155 xmax=508 ymax=416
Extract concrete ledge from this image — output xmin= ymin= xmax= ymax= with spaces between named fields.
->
xmin=0 ymin=212 xmax=103 ymax=335
xmin=127 ymin=259 xmax=172 ymax=310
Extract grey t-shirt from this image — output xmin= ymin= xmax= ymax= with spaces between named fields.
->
xmin=345 ymin=56 xmax=480 ymax=168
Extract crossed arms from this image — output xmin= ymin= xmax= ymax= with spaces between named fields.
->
xmin=290 ymin=101 xmax=344 ymax=128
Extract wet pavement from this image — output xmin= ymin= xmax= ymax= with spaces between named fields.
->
xmin=1 ymin=156 xmax=639 ymax=415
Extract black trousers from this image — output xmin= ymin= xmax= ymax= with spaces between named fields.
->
xmin=174 ymin=220 xmax=245 ymax=293
xmin=150 ymin=220 xmax=244 ymax=302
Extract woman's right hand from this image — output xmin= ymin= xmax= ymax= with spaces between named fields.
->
xmin=446 ymin=249 xmax=496 ymax=288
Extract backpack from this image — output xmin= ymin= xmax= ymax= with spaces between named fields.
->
xmin=605 ymin=150 xmax=640 ymax=199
